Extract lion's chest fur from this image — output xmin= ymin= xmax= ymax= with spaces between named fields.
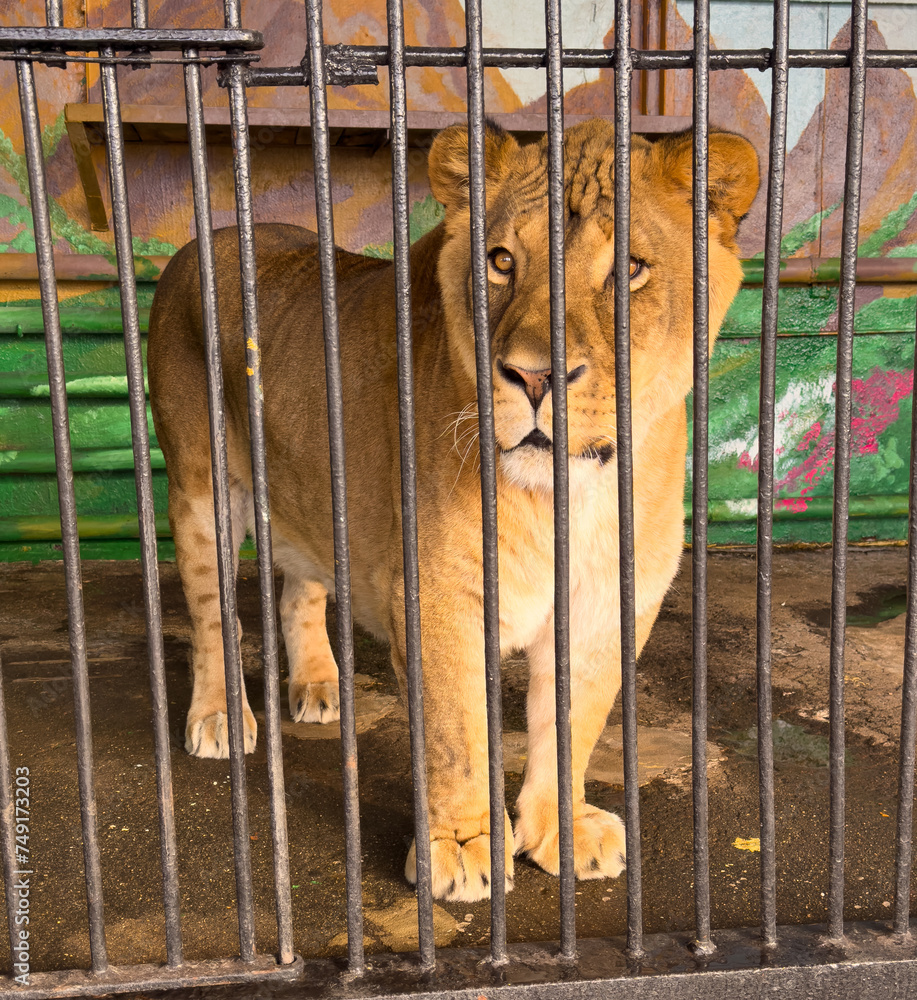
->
xmin=491 ymin=469 xmax=625 ymax=653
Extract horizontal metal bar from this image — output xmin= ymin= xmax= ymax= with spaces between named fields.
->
xmin=4 ymin=954 xmax=303 ymax=1000
xmin=240 ymin=45 xmax=917 ymax=77
xmin=1 ymin=30 xmax=912 ymax=69
xmin=0 ymin=51 xmax=257 ymax=66
xmin=13 ymin=925 xmax=917 ymax=1000
xmin=639 ymin=48 xmax=917 ymax=69
xmin=0 ymin=27 xmax=263 ymax=51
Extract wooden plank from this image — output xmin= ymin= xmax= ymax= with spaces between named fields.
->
xmin=64 ymin=117 xmax=109 ymax=232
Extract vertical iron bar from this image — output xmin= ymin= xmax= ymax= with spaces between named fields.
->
xmin=464 ymin=0 xmax=507 ymax=966
xmin=226 ymin=66 xmax=295 ymax=967
xmin=826 ymin=0 xmax=867 ymax=944
xmin=755 ymin=0 xmax=789 ymax=951
xmin=691 ymin=0 xmax=713 ymax=957
xmin=183 ymin=50 xmax=257 ymax=964
xmin=303 ymin=1 xmax=365 ymax=972
xmin=894 ymin=270 xmax=917 ymax=938
xmin=99 ymin=50 xmax=182 ymax=968
xmin=44 ymin=0 xmax=63 ymax=27
xmin=131 ymin=0 xmax=149 ymax=29
xmin=17 ymin=53 xmax=109 ymax=975
xmin=643 ymin=0 xmax=665 ymax=116
xmin=223 ymin=0 xmax=295 ymax=965
xmin=613 ymin=0 xmax=644 ymax=963
xmin=545 ymin=0 xmax=576 ymax=962
xmin=386 ymin=0 xmax=436 ymax=968
xmin=0 ymin=657 xmax=22 ymax=972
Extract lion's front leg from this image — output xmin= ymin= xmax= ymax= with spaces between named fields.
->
xmin=514 ymin=619 xmax=626 ymax=880
xmin=391 ymin=605 xmax=514 ymax=903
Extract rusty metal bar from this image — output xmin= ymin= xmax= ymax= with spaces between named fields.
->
xmin=183 ymin=47 xmax=257 ymax=963
xmin=826 ymin=0 xmax=868 ymax=945
xmin=613 ymin=0 xmax=644 ymax=964
xmin=303 ymin=0 xmax=365 ymax=972
xmin=545 ymin=0 xmax=576 ymax=962
xmin=17 ymin=51 xmax=110 ymax=975
xmin=99 ymin=49 xmax=182 ymax=967
xmin=464 ymin=0 xmax=508 ymax=966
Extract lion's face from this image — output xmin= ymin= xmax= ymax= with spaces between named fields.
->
xmin=429 ymin=119 xmax=759 ymax=492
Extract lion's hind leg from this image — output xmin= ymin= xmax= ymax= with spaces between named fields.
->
xmin=279 ymin=568 xmax=340 ymax=724
xmin=170 ymin=474 xmax=257 ymax=758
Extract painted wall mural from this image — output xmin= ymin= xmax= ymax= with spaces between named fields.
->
xmin=0 ymin=0 xmax=915 ymax=556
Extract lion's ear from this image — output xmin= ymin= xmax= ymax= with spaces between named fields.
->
xmin=428 ymin=120 xmax=520 ymax=212
xmin=655 ymin=129 xmax=760 ymax=249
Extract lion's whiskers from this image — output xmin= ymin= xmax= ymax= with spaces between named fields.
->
xmin=442 ymin=402 xmax=479 ymax=455
xmin=448 ymin=422 xmax=482 ymax=495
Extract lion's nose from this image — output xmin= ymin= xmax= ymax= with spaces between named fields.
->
xmin=497 ymin=360 xmax=586 ymax=410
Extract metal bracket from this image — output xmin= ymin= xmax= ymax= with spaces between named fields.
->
xmin=318 ymin=43 xmax=380 ymax=86
xmin=220 ymin=43 xmax=379 ymax=89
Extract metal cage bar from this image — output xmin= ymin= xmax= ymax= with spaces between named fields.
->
xmin=303 ymin=0 xmax=366 ymax=972
xmin=613 ymin=0 xmax=644 ymax=963
xmin=895 ymin=258 xmax=917 ymax=938
xmin=755 ymin=0 xmax=790 ymax=952
xmin=131 ymin=0 xmax=148 ymax=30
xmin=16 ymin=52 xmax=110 ymax=976
xmin=463 ymin=0 xmax=509 ymax=967
xmin=544 ymin=0 xmax=576 ymax=964
xmin=385 ymin=0 xmax=437 ymax=969
xmin=44 ymin=0 xmax=63 ymax=28
xmin=0 ymin=28 xmax=263 ymax=51
xmin=182 ymin=48 xmax=257 ymax=963
xmin=690 ymin=0 xmax=713 ymax=957
xmin=826 ymin=0 xmax=868 ymax=944
xmin=239 ymin=43 xmax=917 ymax=74
xmin=98 ymin=48 xmax=183 ymax=968
xmin=221 ymin=0 xmax=296 ymax=966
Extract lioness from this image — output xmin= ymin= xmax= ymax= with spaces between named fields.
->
xmin=148 ymin=118 xmax=758 ymax=903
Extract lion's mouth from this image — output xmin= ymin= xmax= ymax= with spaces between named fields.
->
xmin=509 ymin=430 xmax=615 ymax=465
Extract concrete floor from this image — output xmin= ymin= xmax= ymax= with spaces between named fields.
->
xmin=0 ymin=547 xmax=913 ymax=975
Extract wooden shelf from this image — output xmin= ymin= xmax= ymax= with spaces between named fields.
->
xmin=65 ymin=103 xmax=690 ymax=232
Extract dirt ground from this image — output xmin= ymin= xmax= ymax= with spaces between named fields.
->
xmin=0 ymin=547 xmax=913 ymax=975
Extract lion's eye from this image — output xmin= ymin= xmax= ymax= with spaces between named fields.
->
xmin=488 ymin=247 xmax=515 ymax=275
xmin=608 ymin=258 xmax=649 ymax=290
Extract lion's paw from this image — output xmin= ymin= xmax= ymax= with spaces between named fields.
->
xmin=405 ymin=827 xmax=515 ymax=902
xmin=290 ymin=680 xmax=340 ymax=724
xmin=186 ymin=706 xmax=257 ymax=758
xmin=515 ymin=804 xmax=626 ymax=880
